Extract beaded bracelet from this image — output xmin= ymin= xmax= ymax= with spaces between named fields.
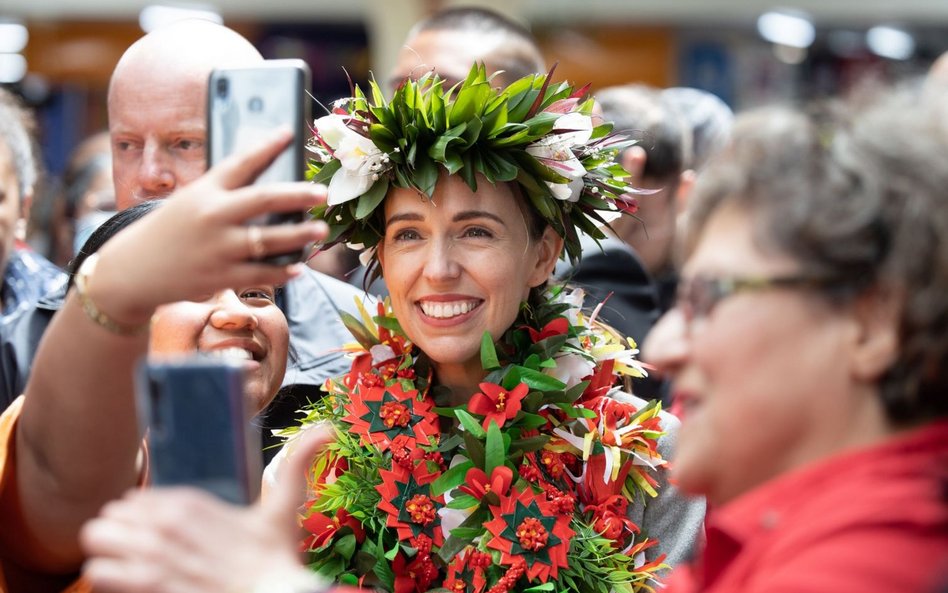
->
xmin=74 ymin=253 xmax=150 ymax=336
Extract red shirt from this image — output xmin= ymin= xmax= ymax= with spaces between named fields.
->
xmin=665 ymin=420 xmax=948 ymax=593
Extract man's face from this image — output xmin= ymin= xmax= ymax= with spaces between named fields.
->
xmin=109 ymin=72 xmax=207 ymax=210
xmin=0 ymin=142 xmax=21 ymax=279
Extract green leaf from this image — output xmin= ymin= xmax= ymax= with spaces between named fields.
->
xmin=413 ymin=154 xmax=439 ymax=197
xmin=480 ymin=331 xmax=500 ymax=370
xmin=485 ymin=421 xmax=505 ymax=474
xmin=333 ymin=533 xmax=357 ymax=560
xmin=516 ymin=413 xmax=551 ymax=431
xmin=355 ymin=179 xmax=389 ymax=219
xmin=430 ymin=459 xmax=473 ymax=496
xmin=524 ymin=584 xmax=556 ymax=592
xmin=455 ymin=409 xmax=487 ymax=439
xmin=463 ymin=430 xmax=485 ymax=468
xmin=445 ymin=494 xmax=480 ymax=509
xmin=557 ymin=403 xmax=597 ymax=419
xmin=309 ymin=158 xmax=341 ymax=185
xmin=339 ymin=311 xmax=377 ymax=351
xmin=509 ymin=367 xmax=567 ymax=392
xmin=509 ymin=434 xmax=550 ymax=454
xmin=437 ymin=507 xmax=489 ymax=563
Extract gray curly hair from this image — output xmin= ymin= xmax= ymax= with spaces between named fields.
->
xmin=0 ymin=88 xmax=37 ymax=200
xmin=685 ymin=86 xmax=948 ymax=424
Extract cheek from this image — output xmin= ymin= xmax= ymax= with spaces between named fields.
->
xmin=148 ymin=305 xmax=206 ymax=355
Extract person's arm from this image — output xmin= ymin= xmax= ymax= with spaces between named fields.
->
xmin=13 ymin=129 xmax=327 ymax=570
xmin=80 ymin=425 xmax=347 ymax=593
xmin=639 ymin=410 xmax=707 ymax=569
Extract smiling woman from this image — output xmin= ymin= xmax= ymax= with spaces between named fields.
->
xmin=644 ymin=87 xmax=948 ymax=593
xmin=266 ymin=65 xmax=705 ymax=592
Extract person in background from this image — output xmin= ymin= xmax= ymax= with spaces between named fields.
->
xmin=0 ymin=21 xmax=369 ymax=435
xmin=0 ymin=89 xmax=66 ymax=325
xmin=389 ymin=5 xmax=545 ymax=90
xmin=645 ymin=87 xmax=948 ymax=593
xmin=659 ymin=87 xmax=733 ymax=175
xmin=48 ymin=131 xmax=114 ymax=268
xmin=558 ymin=84 xmax=694 ymax=348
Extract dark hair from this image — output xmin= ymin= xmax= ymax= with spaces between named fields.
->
xmin=685 ymin=87 xmax=948 ymax=423
xmin=409 ymin=6 xmax=545 ymax=84
xmin=596 ymin=84 xmax=691 ymax=184
xmin=67 ymin=200 xmax=163 ymax=287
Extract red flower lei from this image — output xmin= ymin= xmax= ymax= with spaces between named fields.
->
xmin=292 ymin=290 xmax=669 ymax=592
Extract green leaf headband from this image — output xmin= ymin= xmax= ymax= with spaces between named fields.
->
xmin=307 ymin=64 xmax=641 ymax=264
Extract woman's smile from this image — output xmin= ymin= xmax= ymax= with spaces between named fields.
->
xmin=416 ymin=296 xmax=483 ymax=323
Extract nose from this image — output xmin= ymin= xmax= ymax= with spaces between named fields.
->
xmin=138 ymin=142 xmax=176 ymax=197
xmin=422 ymin=238 xmax=461 ymax=283
xmin=642 ymin=308 xmax=691 ymax=379
xmin=209 ymin=290 xmax=258 ymax=331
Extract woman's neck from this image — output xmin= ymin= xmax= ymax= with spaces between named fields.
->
xmin=431 ymin=359 xmax=485 ymax=407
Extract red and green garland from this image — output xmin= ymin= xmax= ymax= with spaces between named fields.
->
xmin=283 ymin=286 xmax=669 ymax=593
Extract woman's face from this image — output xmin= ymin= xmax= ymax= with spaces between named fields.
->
xmin=378 ymin=175 xmax=559 ymax=381
xmin=149 ymin=286 xmax=289 ymax=414
xmin=644 ymin=204 xmax=860 ymax=505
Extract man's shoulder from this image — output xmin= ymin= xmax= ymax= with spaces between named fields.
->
xmin=283 ymin=268 xmax=373 ymax=317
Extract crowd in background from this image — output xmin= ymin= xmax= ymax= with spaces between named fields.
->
xmin=0 ymin=5 xmax=945 ymax=593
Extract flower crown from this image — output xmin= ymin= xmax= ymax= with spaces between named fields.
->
xmin=307 ymin=64 xmax=641 ymax=264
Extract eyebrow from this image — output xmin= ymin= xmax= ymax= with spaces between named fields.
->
xmin=385 ymin=210 xmax=507 ymax=227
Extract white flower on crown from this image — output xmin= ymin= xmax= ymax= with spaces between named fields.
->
xmin=526 ymin=111 xmax=594 ymax=202
xmin=313 ymin=114 xmax=390 ymax=206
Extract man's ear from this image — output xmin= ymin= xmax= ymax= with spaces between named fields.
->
xmin=849 ymin=287 xmax=902 ymax=383
xmin=621 ymin=146 xmax=647 ymax=183
xmin=528 ymin=226 xmax=564 ymax=288
xmin=676 ymin=169 xmax=695 ymax=214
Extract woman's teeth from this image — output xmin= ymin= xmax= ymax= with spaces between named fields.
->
xmin=206 ymin=347 xmax=253 ymax=361
xmin=419 ymin=300 xmax=479 ymax=319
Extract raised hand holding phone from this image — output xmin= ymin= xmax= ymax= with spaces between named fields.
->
xmin=208 ymin=59 xmax=313 ymax=265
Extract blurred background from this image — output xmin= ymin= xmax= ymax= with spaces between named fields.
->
xmin=2 ymin=0 xmax=947 ymax=249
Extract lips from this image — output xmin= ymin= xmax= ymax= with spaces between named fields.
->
xmin=417 ymin=299 xmax=482 ymax=320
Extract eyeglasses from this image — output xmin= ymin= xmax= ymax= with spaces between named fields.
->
xmin=675 ymin=274 xmax=840 ymax=324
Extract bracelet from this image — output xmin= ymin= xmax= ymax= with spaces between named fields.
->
xmin=74 ymin=253 xmax=150 ymax=336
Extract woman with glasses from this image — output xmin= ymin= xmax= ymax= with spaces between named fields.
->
xmin=644 ymin=89 xmax=948 ymax=593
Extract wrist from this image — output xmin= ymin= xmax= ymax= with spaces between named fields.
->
xmin=74 ymin=253 xmax=153 ymax=335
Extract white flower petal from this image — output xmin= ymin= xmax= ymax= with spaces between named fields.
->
xmin=327 ymin=168 xmax=374 ymax=206
xmin=313 ymin=114 xmax=350 ymax=150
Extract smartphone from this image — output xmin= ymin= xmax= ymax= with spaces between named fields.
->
xmin=208 ymin=59 xmax=312 ymax=265
xmin=136 ymin=358 xmax=261 ymax=505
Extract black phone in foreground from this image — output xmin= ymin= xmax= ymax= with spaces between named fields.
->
xmin=136 ymin=357 xmax=261 ymax=505
xmin=208 ymin=59 xmax=312 ymax=265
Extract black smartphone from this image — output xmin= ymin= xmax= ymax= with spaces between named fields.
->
xmin=136 ymin=358 xmax=261 ymax=505
xmin=208 ymin=59 xmax=312 ymax=265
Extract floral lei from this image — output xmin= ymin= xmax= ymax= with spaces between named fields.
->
xmin=284 ymin=286 xmax=668 ymax=593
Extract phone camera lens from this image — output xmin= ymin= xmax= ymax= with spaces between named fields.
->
xmin=216 ymin=77 xmax=229 ymax=98
xmin=248 ymin=97 xmax=263 ymax=112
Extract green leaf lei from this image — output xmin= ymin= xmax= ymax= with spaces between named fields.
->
xmin=306 ymin=64 xmax=642 ymax=264
xmin=281 ymin=286 xmax=670 ymax=593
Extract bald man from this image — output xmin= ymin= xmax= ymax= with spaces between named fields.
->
xmin=0 ymin=21 xmax=366 ymax=417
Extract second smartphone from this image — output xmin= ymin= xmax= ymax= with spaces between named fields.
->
xmin=208 ymin=59 xmax=312 ymax=265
